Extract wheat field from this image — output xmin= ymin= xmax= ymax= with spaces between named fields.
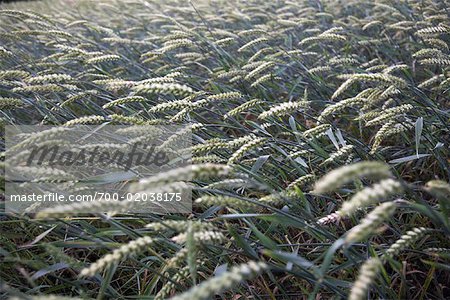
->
xmin=0 ymin=0 xmax=449 ymax=299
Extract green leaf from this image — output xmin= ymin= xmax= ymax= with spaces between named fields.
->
xmin=415 ymin=117 xmax=423 ymax=156
xmin=245 ymin=220 xmax=278 ymax=250
xmin=228 ymin=225 xmax=258 ymax=259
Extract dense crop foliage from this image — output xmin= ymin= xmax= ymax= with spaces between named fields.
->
xmin=1 ymin=0 xmax=449 ymax=299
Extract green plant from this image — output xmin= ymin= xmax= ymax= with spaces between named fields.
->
xmin=1 ymin=0 xmax=449 ymax=299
